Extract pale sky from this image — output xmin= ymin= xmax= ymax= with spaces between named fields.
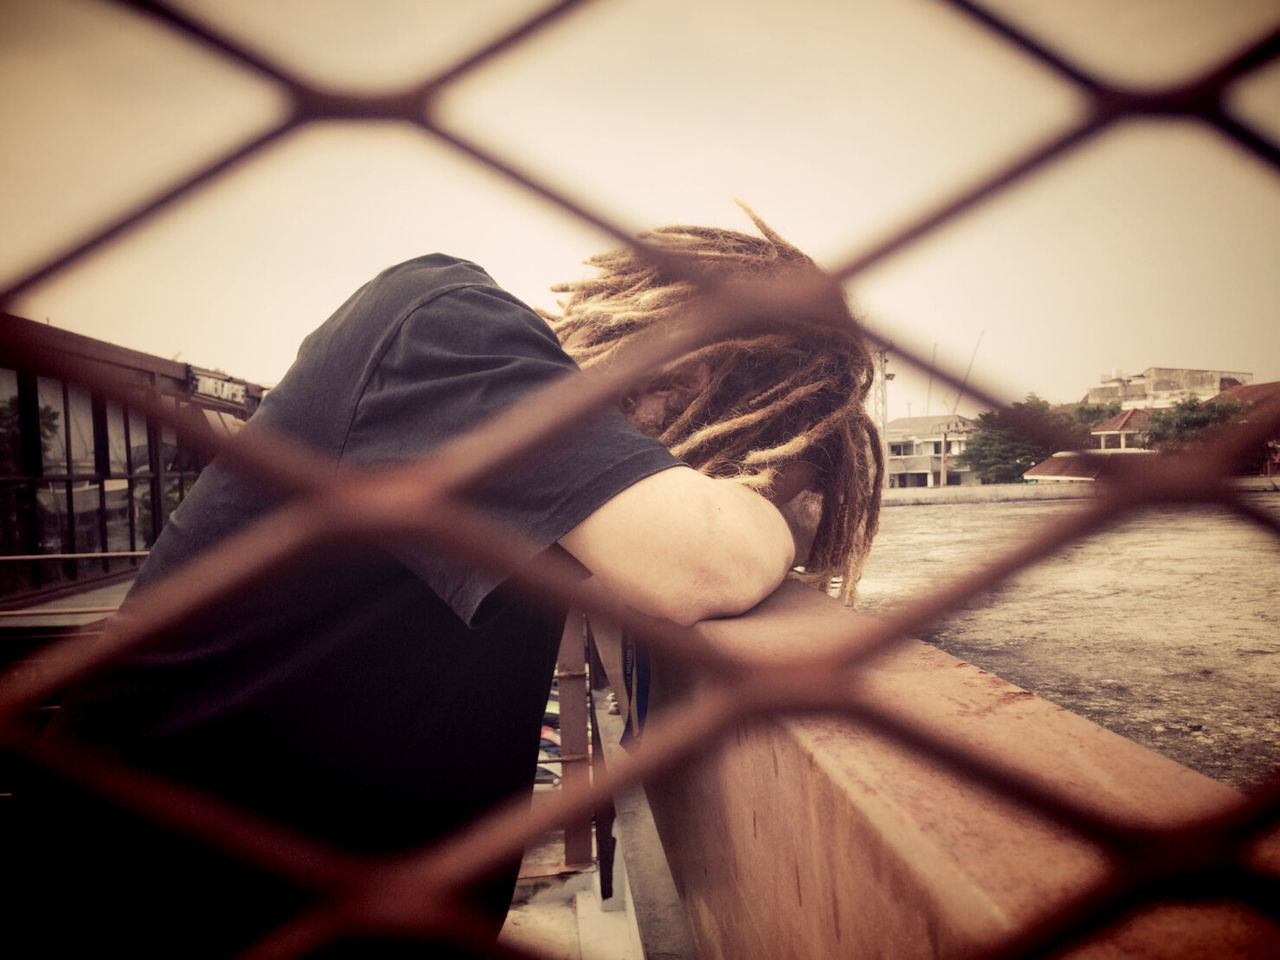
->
xmin=3 ymin=0 xmax=1279 ymax=421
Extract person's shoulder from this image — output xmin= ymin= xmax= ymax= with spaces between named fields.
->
xmin=371 ymin=255 xmax=554 ymax=349
xmin=363 ymin=254 xmax=538 ymax=326
xmin=373 ymin=254 xmax=500 ymax=294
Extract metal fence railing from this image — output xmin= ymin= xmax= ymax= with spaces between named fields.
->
xmin=2 ymin=2 xmax=1278 ymax=957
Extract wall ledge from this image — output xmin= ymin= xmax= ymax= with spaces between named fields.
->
xmin=640 ymin=582 xmax=1280 ymax=959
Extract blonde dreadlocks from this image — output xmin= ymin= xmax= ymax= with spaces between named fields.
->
xmin=546 ymin=207 xmax=884 ymax=602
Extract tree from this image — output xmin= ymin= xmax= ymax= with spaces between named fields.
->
xmin=957 ymin=394 xmax=1090 ymax=484
xmin=1142 ymin=395 xmax=1244 ymax=451
xmin=1141 ymin=395 xmax=1273 ymax=474
xmin=1070 ymin=401 xmax=1122 ymax=432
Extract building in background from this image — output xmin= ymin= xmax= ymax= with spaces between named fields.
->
xmin=1086 ymin=367 xmax=1252 ymax=410
xmin=884 ymin=414 xmax=979 ymax=488
xmin=1 ymin=314 xmax=264 ymax=606
xmin=1026 ymin=379 xmax=1280 ymax=482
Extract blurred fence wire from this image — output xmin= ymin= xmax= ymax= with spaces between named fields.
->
xmin=2 ymin=1 xmax=1279 ymax=957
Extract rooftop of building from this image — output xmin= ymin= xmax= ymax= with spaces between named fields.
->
xmin=1214 ymin=380 xmax=1280 ymax=405
xmin=1091 ymin=408 xmax=1152 ymax=434
xmin=1022 ymin=448 xmax=1153 ymax=481
xmin=884 ymin=413 xmax=978 ymax=439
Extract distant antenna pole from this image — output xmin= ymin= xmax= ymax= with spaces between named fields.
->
xmin=951 ymin=330 xmax=984 ymax=415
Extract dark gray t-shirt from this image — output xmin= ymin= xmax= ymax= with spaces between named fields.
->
xmin=132 ymin=252 xmax=677 ymax=626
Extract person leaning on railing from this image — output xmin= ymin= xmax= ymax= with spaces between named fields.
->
xmin=9 ymin=207 xmax=882 ymax=958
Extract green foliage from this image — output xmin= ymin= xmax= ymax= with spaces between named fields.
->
xmin=956 ymin=394 xmax=1092 ymax=484
xmin=1071 ymin=401 xmax=1122 ymax=430
xmin=1143 ymin=396 xmax=1245 ymax=451
xmin=956 ymin=421 xmax=1042 ymax=483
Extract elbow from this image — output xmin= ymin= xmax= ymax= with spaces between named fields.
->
xmin=660 ymin=533 xmax=794 ymax=626
xmin=568 ymin=470 xmax=796 ymax=627
xmin=680 ymin=568 xmax=788 ymax=627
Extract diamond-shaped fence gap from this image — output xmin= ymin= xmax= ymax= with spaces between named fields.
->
xmin=4 ymin=121 xmax=617 ymax=390
xmin=1227 ymin=55 xmax=1280 ymax=148
xmin=432 ymin=0 xmax=1087 ymax=262
xmin=163 ymin=0 xmax=555 ymax=96
xmin=846 ymin=118 xmax=1280 ymax=428
xmin=967 ymin=0 xmax=1280 ymax=91
xmin=0 ymin=0 xmax=288 ymax=291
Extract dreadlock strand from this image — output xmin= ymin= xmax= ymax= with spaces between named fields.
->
xmin=688 ymin=380 xmax=831 ymax=454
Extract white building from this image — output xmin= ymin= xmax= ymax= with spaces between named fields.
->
xmin=1086 ymin=367 xmax=1252 ymax=410
xmin=884 ymin=414 xmax=980 ymax=488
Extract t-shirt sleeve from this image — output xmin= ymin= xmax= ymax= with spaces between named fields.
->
xmin=341 ymin=280 xmax=680 ymax=626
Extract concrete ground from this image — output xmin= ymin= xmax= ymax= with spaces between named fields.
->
xmin=501 ymin=829 xmax=643 ymax=960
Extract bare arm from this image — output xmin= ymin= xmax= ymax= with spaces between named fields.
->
xmin=559 ymin=466 xmax=795 ymax=626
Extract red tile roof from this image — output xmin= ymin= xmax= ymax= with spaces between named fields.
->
xmin=1023 ymin=450 xmax=1154 ymax=481
xmin=1023 ymin=452 xmax=1105 ymax=481
xmin=1213 ymin=381 xmax=1280 ymax=405
xmin=1090 ymin=408 xmax=1152 ymax=434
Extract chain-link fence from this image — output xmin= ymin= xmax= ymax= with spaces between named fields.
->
xmin=2 ymin=1 xmax=1279 ymax=957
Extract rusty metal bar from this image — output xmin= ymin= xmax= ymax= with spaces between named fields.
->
xmin=0 ymin=553 xmax=148 ymax=562
xmin=556 ymin=614 xmax=594 ymax=867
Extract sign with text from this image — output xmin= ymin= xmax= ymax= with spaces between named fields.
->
xmin=190 ymin=369 xmax=248 ymax=407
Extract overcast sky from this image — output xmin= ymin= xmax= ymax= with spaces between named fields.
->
xmin=3 ymin=0 xmax=1279 ymax=421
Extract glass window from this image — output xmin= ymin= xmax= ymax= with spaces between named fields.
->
xmin=67 ymin=383 xmax=95 ymax=475
xmin=72 ymin=481 xmax=103 ymax=554
xmin=37 ymin=377 xmax=66 ymax=475
xmin=160 ymin=421 xmax=177 ymax=472
xmin=106 ymin=401 xmax=128 ymax=474
xmin=0 ymin=483 xmax=35 ymax=594
xmin=0 ymin=368 xmax=18 ymax=475
xmin=37 ymin=483 xmax=68 ymax=553
xmin=103 ymin=478 xmax=132 ymax=553
xmin=134 ymin=482 xmax=157 ymax=547
xmin=128 ymin=408 xmax=150 ymax=473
